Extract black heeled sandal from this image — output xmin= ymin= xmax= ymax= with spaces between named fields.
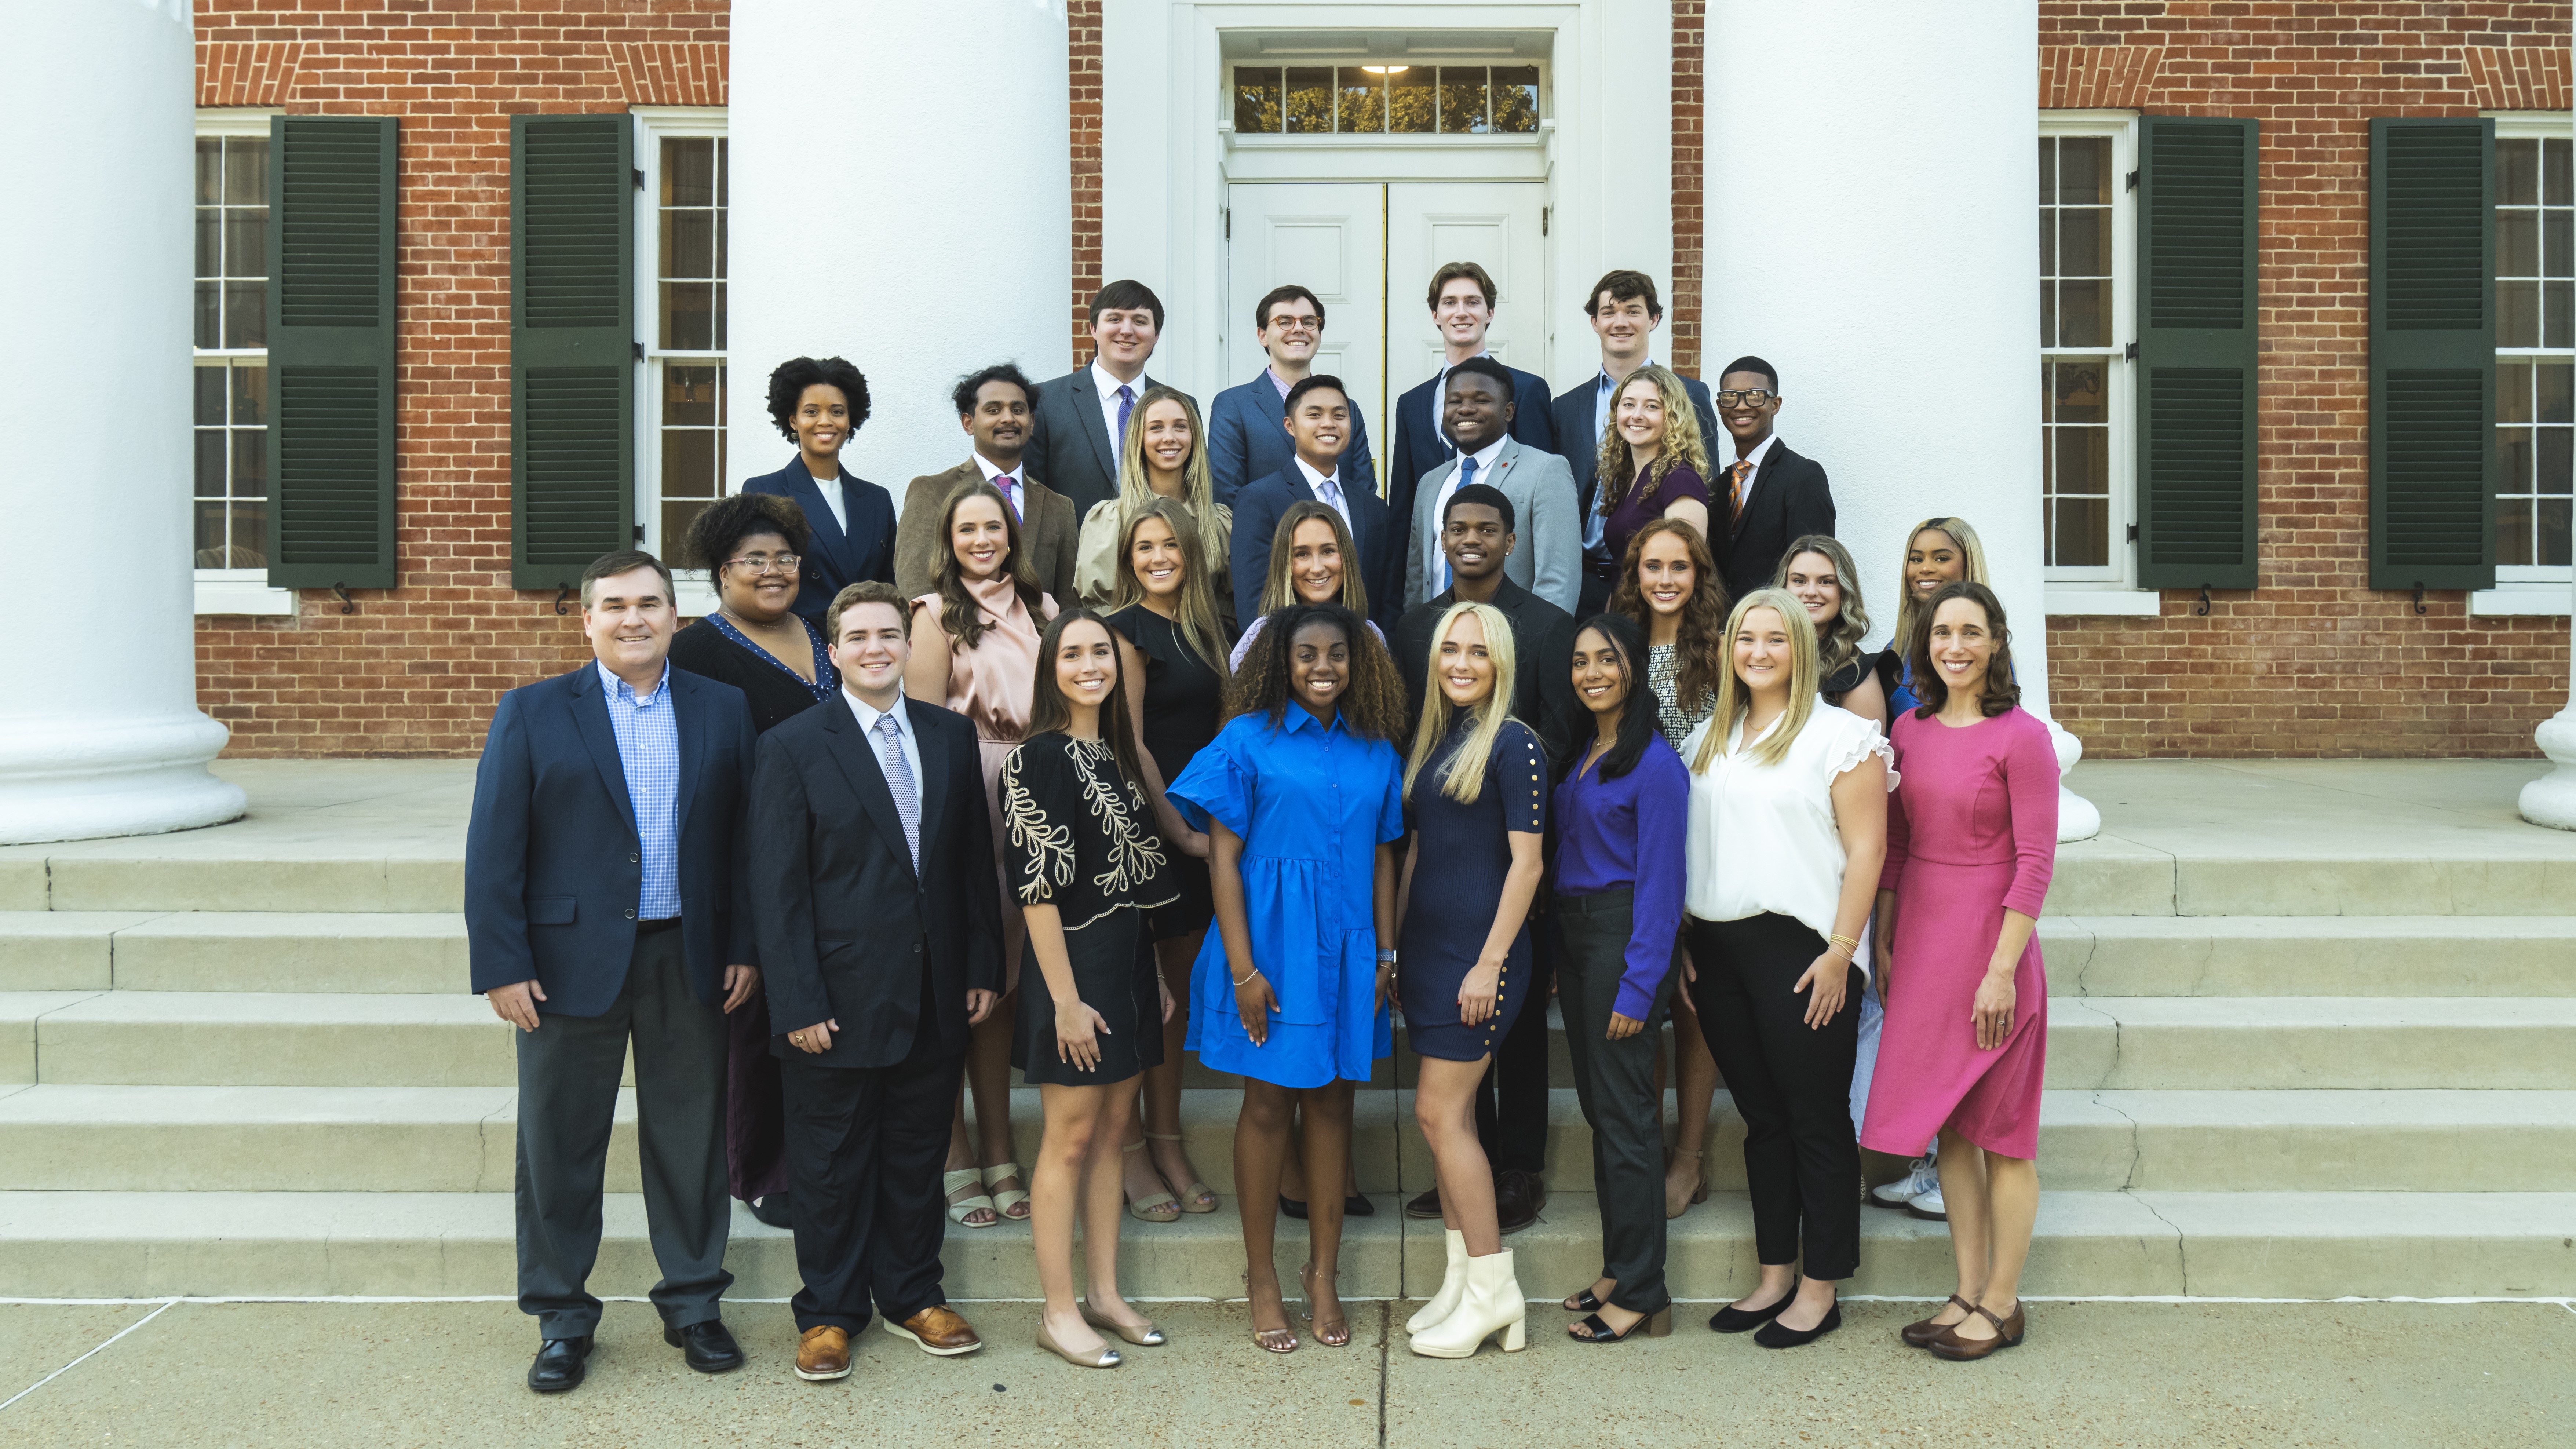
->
xmin=1568 ymin=1306 xmax=1672 ymax=1343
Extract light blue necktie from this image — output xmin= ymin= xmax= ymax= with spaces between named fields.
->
xmin=1441 ymin=453 xmax=1479 ymax=594
xmin=875 ymin=713 xmax=920 ymax=873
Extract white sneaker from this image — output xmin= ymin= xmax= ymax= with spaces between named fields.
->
xmin=1869 ymin=1154 xmax=1938 ymax=1209
xmin=1904 ymin=1184 xmax=1947 ymax=1222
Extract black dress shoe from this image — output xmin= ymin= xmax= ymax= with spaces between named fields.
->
xmin=1278 ymin=1193 xmax=1308 ymax=1220
xmin=1708 ymin=1288 xmax=1794 ymax=1334
xmin=1493 ymin=1169 xmax=1543 ymax=1234
xmin=1343 ymin=1192 xmax=1375 ymax=1217
xmin=527 ymin=1336 xmax=591 ymax=1394
xmin=1754 ymin=1302 xmax=1842 ymax=1349
xmin=664 ymin=1318 xmax=745 ymax=1373
xmin=1404 ymin=1185 xmax=1443 ymax=1219
xmin=748 ymin=1192 xmax=793 ymax=1230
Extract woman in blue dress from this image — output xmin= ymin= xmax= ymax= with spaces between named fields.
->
xmin=1167 ymin=601 xmax=1410 ymax=1355
xmin=1396 ymin=602 xmax=1546 ymax=1359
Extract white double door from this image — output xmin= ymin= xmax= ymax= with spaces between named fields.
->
xmin=1226 ymin=182 xmax=1546 ymax=493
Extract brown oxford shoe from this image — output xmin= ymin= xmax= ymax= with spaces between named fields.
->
xmin=886 ymin=1303 xmax=984 ymax=1356
xmin=795 ymin=1325 xmax=852 ymax=1381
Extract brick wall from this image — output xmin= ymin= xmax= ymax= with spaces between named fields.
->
xmin=1068 ymin=0 xmax=1102 ymax=359
xmin=2040 ymin=0 xmax=2570 ymax=758
xmin=194 ymin=0 xmax=726 ymax=757
xmin=1670 ymin=0 xmax=1705 ymax=374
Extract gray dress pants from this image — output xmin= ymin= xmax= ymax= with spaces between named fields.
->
xmin=1556 ymin=888 xmax=1678 ymax=1317
xmin=514 ymin=926 xmax=734 ymax=1338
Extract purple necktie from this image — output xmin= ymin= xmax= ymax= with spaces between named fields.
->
xmin=997 ymin=473 xmax=1021 ymax=519
xmin=1116 ymin=384 xmax=1135 ymax=446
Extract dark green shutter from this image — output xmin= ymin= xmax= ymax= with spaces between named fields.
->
xmin=510 ymin=114 xmax=634 ymax=590
xmin=264 ymin=116 xmax=398 ymax=590
xmin=2369 ymin=117 xmax=2496 ymax=592
xmin=2135 ymin=116 xmax=2260 ymax=591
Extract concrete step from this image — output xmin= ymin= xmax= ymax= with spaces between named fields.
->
xmin=2040 ymin=916 xmax=2576 ymax=997
xmin=0 ymin=1188 xmax=2562 ymax=1300
xmin=0 ymin=911 xmax=468 ymax=994
xmin=23 ymin=991 xmax=511 ymax=1087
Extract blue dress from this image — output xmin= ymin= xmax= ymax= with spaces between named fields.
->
xmin=1167 ymin=703 xmax=1405 ymax=1088
xmin=1399 ymin=719 xmax=1547 ymax=1061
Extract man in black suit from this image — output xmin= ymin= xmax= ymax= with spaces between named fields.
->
xmin=1387 ymin=260 xmax=1557 ymax=583
xmin=1706 ymin=355 xmax=1835 ymax=599
xmin=1387 ymin=484 xmax=1577 ymax=1234
xmin=466 ymin=549 xmax=761 ymax=1394
xmin=1227 ymin=374 xmax=1401 ymax=632
xmin=749 ymin=580 xmax=1006 ymax=1384
xmin=1023 ymin=280 xmax=1188 ymax=516
xmin=1548 ymin=271 xmax=1722 ymax=617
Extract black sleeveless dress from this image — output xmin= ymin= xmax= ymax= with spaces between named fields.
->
xmin=1107 ymin=604 xmax=1227 ymax=938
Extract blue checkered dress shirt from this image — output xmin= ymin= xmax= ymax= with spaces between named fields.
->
xmin=596 ymin=661 xmax=682 ymax=920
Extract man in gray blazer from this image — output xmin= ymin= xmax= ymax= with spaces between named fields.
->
xmin=1404 ymin=357 xmax=1580 ymax=615
xmin=1022 ymin=280 xmax=1187 ymax=516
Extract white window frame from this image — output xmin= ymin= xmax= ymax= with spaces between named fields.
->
xmin=2475 ymin=111 xmax=2575 ymax=618
xmin=192 ymin=107 xmax=296 ymax=617
xmin=632 ymin=106 xmax=729 ymax=619
xmin=2037 ymin=111 xmax=2157 ymax=617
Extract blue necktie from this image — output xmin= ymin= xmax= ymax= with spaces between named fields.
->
xmin=875 ymin=713 xmax=920 ymax=873
xmin=1116 ymin=384 xmax=1135 ymax=448
xmin=1441 ymin=453 xmax=1479 ymax=594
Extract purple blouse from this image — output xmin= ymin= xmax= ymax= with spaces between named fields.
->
xmin=1601 ymin=461 xmax=1712 ymax=572
xmin=1551 ymin=730 xmax=1690 ymax=1020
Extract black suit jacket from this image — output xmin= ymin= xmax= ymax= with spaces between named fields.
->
xmin=1228 ymin=465 xmax=1401 ymax=634
xmin=1550 ymin=372 xmax=1720 ymax=616
xmin=749 ymin=693 xmax=1004 ymax=1069
xmin=740 ymin=457 xmax=898 ymax=628
xmin=1386 ymin=362 xmax=1558 ymax=586
xmin=1390 ymin=576 xmax=1581 ymax=766
xmin=1715 ymin=439 xmax=1835 ymax=600
xmin=1024 ymin=366 xmax=1182 ymax=517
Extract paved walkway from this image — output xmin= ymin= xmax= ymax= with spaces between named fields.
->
xmin=2 ymin=1298 xmax=2570 ymax=1446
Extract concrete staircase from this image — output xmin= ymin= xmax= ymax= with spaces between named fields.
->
xmin=0 ymin=758 xmax=2572 ymax=1302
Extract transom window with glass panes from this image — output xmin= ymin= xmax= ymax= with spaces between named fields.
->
xmin=2037 ymin=125 xmax=2132 ymax=581
xmin=194 ymin=129 xmax=269 ymax=569
xmin=2496 ymin=125 xmax=2572 ymax=573
xmin=646 ymin=125 xmax=729 ymax=568
xmin=1233 ymin=65 xmax=1540 ymax=135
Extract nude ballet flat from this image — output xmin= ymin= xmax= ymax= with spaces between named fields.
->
xmin=1035 ymin=1318 xmax=1120 ymax=1368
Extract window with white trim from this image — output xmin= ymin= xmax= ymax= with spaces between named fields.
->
xmin=2496 ymin=118 xmax=2572 ymax=581
xmin=2038 ymin=116 xmax=2136 ymax=591
xmin=634 ymin=109 xmax=729 ymax=589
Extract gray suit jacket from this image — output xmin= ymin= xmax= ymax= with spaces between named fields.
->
xmin=1404 ymin=436 xmax=1581 ymax=616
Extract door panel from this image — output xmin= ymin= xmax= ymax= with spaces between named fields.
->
xmin=1387 ymin=183 xmax=1548 ymax=392
xmin=1225 ymin=183 xmax=1386 ymax=466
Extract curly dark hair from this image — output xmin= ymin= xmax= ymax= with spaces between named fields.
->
xmin=1608 ymin=517 xmax=1730 ymax=718
xmin=1906 ymin=580 xmax=2022 ymax=720
xmin=951 ymin=362 xmax=1037 ymax=419
xmin=1224 ymin=603 xmax=1410 ymax=742
xmin=765 ymin=356 xmax=873 ymax=443
xmin=928 ymin=478 xmax=1046 ymax=651
xmin=681 ymin=491 xmax=808 ymax=573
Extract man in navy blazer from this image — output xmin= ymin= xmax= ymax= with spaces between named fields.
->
xmin=466 ymin=550 xmax=762 ymax=1395
xmin=1386 ymin=261 xmax=1558 ymax=586
xmin=1228 ymin=375 xmax=1400 ymax=632
xmin=1206 ymin=284 xmax=1375 ymax=505
xmin=741 ymin=355 xmax=897 ymax=628
xmin=1548 ymin=271 xmax=1722 ymax=616
xmin=1023 ymin=280 xmax=1186 ymax=516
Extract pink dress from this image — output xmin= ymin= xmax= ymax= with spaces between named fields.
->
xmin=914 ymin=575 xmax=1054 ymax=990
xmin=1859 ymin=706 xmax=2057 ymax=1161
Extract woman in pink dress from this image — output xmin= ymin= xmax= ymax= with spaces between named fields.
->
xmin=906 ymin=478 xmax=1056 ymax=1229
xmin=1860 ymin=580 xmax=2054 ymax=1362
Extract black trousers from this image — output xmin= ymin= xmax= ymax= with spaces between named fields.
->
xmin=515 ymin=926 xmax=733 ymax=1339
xmin=1684 ymin=912 xmax=1862 ymax=1281
xmin=778 ymin=1032 xmax=964 ymax=1333
xmin=1471 ymin=911 xmax=1557 ymax=1174
xmin=1557 ymin=889 xmax=1676 ymax=1316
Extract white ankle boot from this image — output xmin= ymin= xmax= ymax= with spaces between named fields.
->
xmin=1406 ymin=1229 xmax=1468 ymax=1333
xmin=1408 ymin=1248 xmax=1526 ymax=1358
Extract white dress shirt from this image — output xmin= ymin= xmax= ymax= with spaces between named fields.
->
xmin=843 ymin=685 xmax=923 ymax=798
xmin=1679 ymin=703 xmax=1895 ymax=968
xmin=1090 ymin=359 xmax=1143 ymax=455
xmin=811 ymin=468 xmax=849 ymax=534
xmin=1294 ymin=455 xmax=1351 ymax=527
xmin=973 ymin=452 xmax=1026 ymax=519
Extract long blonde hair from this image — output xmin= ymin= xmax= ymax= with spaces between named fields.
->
xmin=1694 ymin=588 xmax=1820 ymax=773
xmin=1891 ymin=516 xmax=1990 ymax=658
xmin=1594 ymin=364 xmax=1711 ymax=518
xmin=1774 ymin=533 xmax=1871 ymax=683
xmin=1107 ymin=497 xmax=1230 ymax=681
xmin=1403 ymin=602 xmax=1520 ymax=805
xmin=1260 ymin=500 xmax=1369 ymax=617
xmin=1113 ymin=386 xmax=1230 ymax=577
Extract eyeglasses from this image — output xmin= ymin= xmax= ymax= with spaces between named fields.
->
xmin=723 ymin=554 xmax=802 ymax=575
xmin=1269 ymin=317 xmax=1320 ymax=335
xmin=1712 ymin=389 xmax=1777 ymax=409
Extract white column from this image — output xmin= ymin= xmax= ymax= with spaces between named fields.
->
xmin=2519 ymin=572 xmax=2576 ymax=830
xmin=0 ymin=0 xmax=245 ymax=844
xmin=728 ymin=0 xmax=1073 ymax=509
xmin=1705 ymin=0 xmax=2097 ymax=840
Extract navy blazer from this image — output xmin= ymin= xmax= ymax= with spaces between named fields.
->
xmin=1551 ymin=370 xmax=1720 ymax=615
xmin=741 ymin=457 xmax=897 ymax=628
xmin=1228 ymin=464 xmax=1401 ymax=634
xmin=1024 ymin=367 xmax=1184 ymax=517
xmin=1205 ymin=369 xmax=1376 ymax=507
xmin=1385 ymin=361 xmax=1557 ymax=588
xmin=749 ymin=693 xmax=1005 ymax=1069
xmin=465 ymin=664 xmax=759 ymax=1018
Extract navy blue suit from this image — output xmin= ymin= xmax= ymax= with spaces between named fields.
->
xmin=1385 ymin=361 xmax=1558 ymax=589
xmin=741 ymin=457 xmax=897 ymax=629
xmin=1205 ymin=369 xmax=1376 ymax=507
xmin=1551 ymin=370 xmax=1720 ymax=616
xmin=465 ymin=664 xmax=760 ymax=1017
xmin=1229 ymin=465 xmax=1401 ymax=634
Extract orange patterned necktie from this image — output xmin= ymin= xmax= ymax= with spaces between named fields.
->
xmin=1728 ymin=460 xmax=1753 ymax=523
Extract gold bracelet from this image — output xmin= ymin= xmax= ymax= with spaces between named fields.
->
xmin=1828 ymin=933 xmax=1861 ymax=953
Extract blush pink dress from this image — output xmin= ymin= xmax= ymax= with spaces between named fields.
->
xmin=1858 ymin=706 xmax=2057 ymax=1161
xmin=915 ymin=575 xmax=1054 ymax=990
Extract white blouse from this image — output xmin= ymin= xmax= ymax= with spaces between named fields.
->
xmin=1679 ymin=702 xmax=1896 ymax=951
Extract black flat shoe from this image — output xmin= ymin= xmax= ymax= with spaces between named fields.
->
xmin=1278 ymin=1193 xmax=1309 ymax=1220
xmin=665 ymin=1318 xmax=745 ymax=1373
xmin=1754 ymin=1303 xmax=1842 ymax=1349
xmin=1343 ymin=1192 xmax=1375 ymax=1217
xmin=748 ymin=1192 xmax=792 ymax=1230
xmin=1708 ymin=1289 xmax=1795 ymax=1334
xmin=527 ymin=1335 xmax=591 ymax=1394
